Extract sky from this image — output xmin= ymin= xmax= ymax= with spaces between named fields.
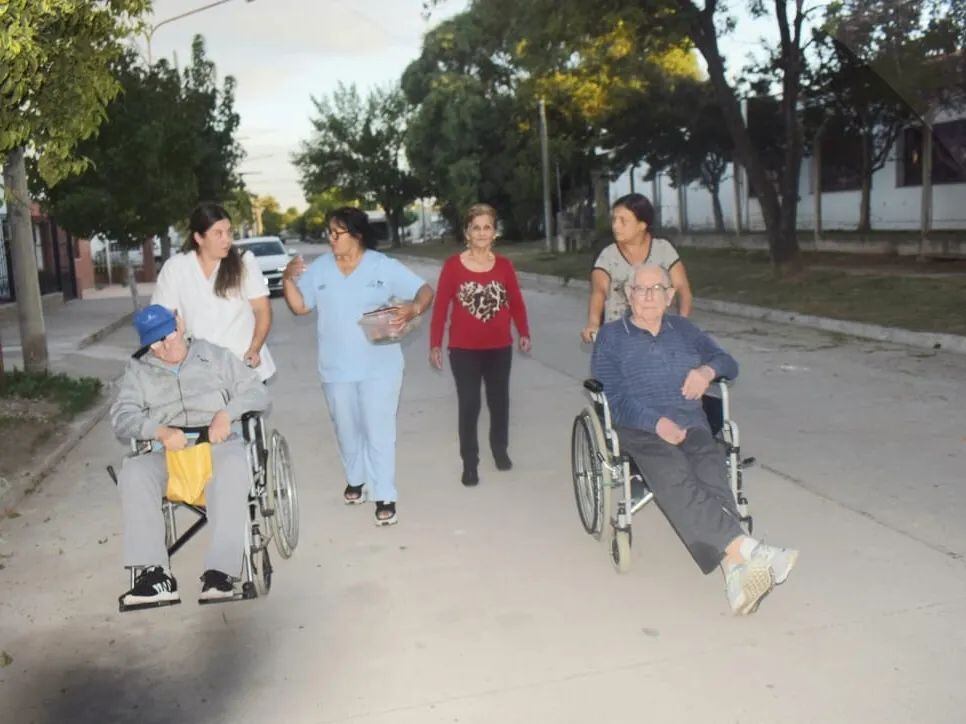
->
xmin=142 ymin=0 xmax=777 ymax=212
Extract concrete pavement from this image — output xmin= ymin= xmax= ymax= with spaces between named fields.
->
xmin=1 ymin=252 xmax=965 ymax=722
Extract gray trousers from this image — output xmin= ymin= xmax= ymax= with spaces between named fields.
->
xmin=617 ymin=426 xmax=743 ymax=574
xmin=119 ymin=437 xmax=249 ymax=577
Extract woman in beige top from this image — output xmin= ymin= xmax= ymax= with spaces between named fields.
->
xmin=580 ymin=193 xmax=693 ymax=342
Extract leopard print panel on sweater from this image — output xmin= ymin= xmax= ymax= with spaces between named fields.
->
xmin=456 ymin=280 xmax=508 ymax=323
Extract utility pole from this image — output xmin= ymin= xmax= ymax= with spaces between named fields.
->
xmin=539 ymin=98 xmax=553 ymax=252
xmin=146 ymin=0 xmax=256 ymax=64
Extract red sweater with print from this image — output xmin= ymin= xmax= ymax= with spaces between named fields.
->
xmin=430 ymin=254 xmax=530 ymax=350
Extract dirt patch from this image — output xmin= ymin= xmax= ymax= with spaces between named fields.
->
xmin=0 ymin=398 xmax=70 ymax=487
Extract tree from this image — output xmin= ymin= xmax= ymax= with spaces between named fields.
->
xmin=37 ymin=41 xmax=246 ymax=310
xmin=295 ymin=84 xmax=421 ymax=247
xmin=257 ymin=195 xmax=283 ymax=235
xmin=1 ymin=0 xmax=148 ymax=372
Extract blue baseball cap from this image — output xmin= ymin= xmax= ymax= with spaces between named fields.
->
xmin=133 ymin=304 xmax=177 ymax=348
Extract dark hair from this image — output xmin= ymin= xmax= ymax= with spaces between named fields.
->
xmin=612 ymin=193 xmax=655 ymax=229
xmin=326 ymin=206 xmax=377 ymax=249
xmin=184 ymin=202 xmax=242 ymax=298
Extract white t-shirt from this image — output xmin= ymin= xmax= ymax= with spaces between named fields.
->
xmin=593 ymin=239 xmax=681 ymax=323
xmin=152 ymin=250 xmax=276 ymax=381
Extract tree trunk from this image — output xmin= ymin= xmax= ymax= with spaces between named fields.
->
xmin=858 ymin=132 xmax=872 ymax=238
xmin=918 ymin=120 xmax=934 ymax=261
xmin=123 ymin=249 xmax=140 ymax=313
xmin=709 ymin=185 xmax=725 ymax=233
xmin=686 ymin=6 xmax=792 ymax=268
xmin=160 ymin=231 xmax=172 ymax=266
xmin=2 ymin=146 xmax=49 ymax=373
xmin=811 ymin=132 xmax=822 ymax=243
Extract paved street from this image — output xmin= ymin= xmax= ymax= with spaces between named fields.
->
xmin=2 ymin=246 xmax=965 ymax=723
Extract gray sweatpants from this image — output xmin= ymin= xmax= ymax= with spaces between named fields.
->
xmin=617 ymin=426 xmax=743 ymax=574
xmin=119 ymin=437 xmax=250 ymax=577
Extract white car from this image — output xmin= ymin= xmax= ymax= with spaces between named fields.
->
xmin=234 ymin=236 xmax=292 ymax=294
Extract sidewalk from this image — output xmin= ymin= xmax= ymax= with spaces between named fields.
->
xmin=1 ymin=284 xmax=153 ymax=382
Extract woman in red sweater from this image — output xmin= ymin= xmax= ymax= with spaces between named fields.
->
xmin=430 ymin=204 xmax=532 ymax=486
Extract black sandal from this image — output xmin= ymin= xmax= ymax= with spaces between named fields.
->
xmin=374 ymin=501 xmax=397 ymax=526
xmin=343 ymin=483 xmax=365 ymax=505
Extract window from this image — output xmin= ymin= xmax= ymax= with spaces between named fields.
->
xmin=820 ymin=127 xmax=863 ymax=192
xmin=899 ymin=119 xmax=966 ymax=186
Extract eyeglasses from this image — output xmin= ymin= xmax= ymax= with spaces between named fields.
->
xmin=628 ymin=283 xmax=671 ymax=298
xmin=329 ymin=228 xmax=349 ymax=240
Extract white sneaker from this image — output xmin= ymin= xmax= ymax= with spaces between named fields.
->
xmin=725 ymin=562 xmax=774 ymax=615
xmin=750 ymin=543 xmax=799 ymax=585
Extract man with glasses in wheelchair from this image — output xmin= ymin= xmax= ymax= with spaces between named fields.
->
xmin=109 ymin=305 xmax=269 ymax=608
xmin=591 ymin=264 xmax=798 ymax=615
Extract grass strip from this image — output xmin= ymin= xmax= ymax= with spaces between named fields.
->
xmin=0 ymin=370 xmax=102 ymax=418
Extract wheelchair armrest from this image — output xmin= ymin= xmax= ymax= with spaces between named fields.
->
xmin=241 ymin=411 xmax=262 ymax=424
xmin=583 ymin=378 xmax=604 ymax=394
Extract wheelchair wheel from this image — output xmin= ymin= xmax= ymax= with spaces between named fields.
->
xmin=252 ymin=546 xmax=272 ymax=597
xmin=571 ymin=411 xmax=610 ymax=539
xmin=611 ymin=529 xmax=632 ymax=574
xmin=267 ymin=430 xmax=299 ymax=559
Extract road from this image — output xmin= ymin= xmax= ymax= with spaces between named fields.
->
xmin=2 ymin=242 xmax=965 ymax=723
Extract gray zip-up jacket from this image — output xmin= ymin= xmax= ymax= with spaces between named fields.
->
xmin=110 ymin=338 xmax=269 ymax=442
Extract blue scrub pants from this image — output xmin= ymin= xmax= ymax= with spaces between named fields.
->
xmin=322 ymin=372 xmax=403 ymax=503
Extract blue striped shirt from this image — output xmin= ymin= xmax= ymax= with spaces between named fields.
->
xmin=590 ymin=313 xmax=739 ymax=433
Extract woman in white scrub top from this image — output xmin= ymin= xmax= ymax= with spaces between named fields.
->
xmin=152 ymin=202 xmax=275 ymax=381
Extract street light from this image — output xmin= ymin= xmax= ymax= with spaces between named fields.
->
xmin=146 ymin=0 xmax=256 ymax=64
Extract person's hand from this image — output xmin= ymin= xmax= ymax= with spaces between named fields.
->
xmin=580 ymin=324 xmax=599 ymax=344
xmin=208 ymin=410 xmax=231 ymax=444
xmin=429 ymin=347 xmax=443 ymax=369
xmin=243 ymin=346 xmax=261 ymax=369
xmin=390 ymin=302 xmax=419 ymax=332
xmin=519 ymin=336 xmax=532 ymax=354
xmin=156 ymin=426 xmax=187 ymax=452
xmin=681 ymin=365 xmax=716 ymax=400
xmin=283 ymin=255 xmax=307 ymax=282
xmin=655 ymin=417 xmax=686 ymax=446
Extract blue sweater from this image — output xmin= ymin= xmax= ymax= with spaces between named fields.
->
xmin=590 ymin=313 xmax=739 ymax=434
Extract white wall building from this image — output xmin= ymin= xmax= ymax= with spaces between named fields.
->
xmin=609 ymin=110 xmax=966 ymax=234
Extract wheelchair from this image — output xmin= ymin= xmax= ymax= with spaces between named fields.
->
xmin=107 ymin=412 xmax=300 ymax=612
xmin=571 ymin=378 xmax=754 ymax=573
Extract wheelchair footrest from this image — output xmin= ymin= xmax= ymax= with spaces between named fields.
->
xmin=118 ymin=596 xmax=182 ymax=614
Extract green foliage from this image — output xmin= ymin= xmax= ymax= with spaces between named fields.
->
xmin=36 ymin=39 xmax=244 ymax=248
xmin=294 ymin=84 xmax=421 ymax=246
xmin=0 ymin=0 xmax=150 ymax=185
xmin=0 ymin=370 xmax=102 ymax=417
xmin=295 ymin=188 xmax=357 ymax=238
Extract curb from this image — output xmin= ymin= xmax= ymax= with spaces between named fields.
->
xmin=77 ymin=311 xmax=134 ymax=350
xmin=398 ymin=254 xmax=966 ymax=355
xmin=0 ymin=386 xmax=114 ymax=514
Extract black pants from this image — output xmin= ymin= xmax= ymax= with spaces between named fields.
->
xmin=617 ymin=426 xmax=743 ymax=574
xmin=449 ymin=346 xmax=512 ymax=468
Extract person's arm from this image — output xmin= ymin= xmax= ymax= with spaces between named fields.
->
xmin=386 ymin=258 xmax=433 ymax=327
xmin=429 ymin=260 xmax=456 ymax=369
xmin=679 ymin=320 xmax=739 ymax=400
xmin=220 ymin=345 xmax=270 ymax=420
xmin=504 ymin=259 xmax=531 ymax=351
xmin=282 ymin=254 xmax=312 ymax=316
xmin=670 ymin=261 xmax=693 ymax=317
xmin=582 ymin=269 xmax=609 ymax=342
xmin=150 ymin=256 xmax=178 ymax=311
xmin=245 ymin=296 xmax=272 ymax=367
xmin=110 ymin=363 xmax=159 ymax=441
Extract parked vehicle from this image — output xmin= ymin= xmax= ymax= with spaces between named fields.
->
xmin=234 ymin=236 xmax=293 ymax=295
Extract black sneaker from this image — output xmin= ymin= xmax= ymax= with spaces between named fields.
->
xmin=199 ymin=569 xmax=235 ymax=601
xmin=494 ymin=452 xmax=513 ymax=471
xmin=123 ymin=566 xmax=179 ymax=605
xmin=461 ymin=466 xmax=479 ymax=486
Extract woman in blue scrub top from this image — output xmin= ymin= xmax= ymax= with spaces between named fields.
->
xmin=282 ymin=207 xmax=434 ymax=526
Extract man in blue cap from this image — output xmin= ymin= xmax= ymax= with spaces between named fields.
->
xmin=110 ymin=305 xmax=269 ymax=607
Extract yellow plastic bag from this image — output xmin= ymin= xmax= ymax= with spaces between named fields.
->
xmin=165 ymin=442 xmax=213 ymax=506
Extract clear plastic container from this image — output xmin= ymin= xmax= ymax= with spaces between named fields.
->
xmin=358 ymin=301 xmax=419 ymax=344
